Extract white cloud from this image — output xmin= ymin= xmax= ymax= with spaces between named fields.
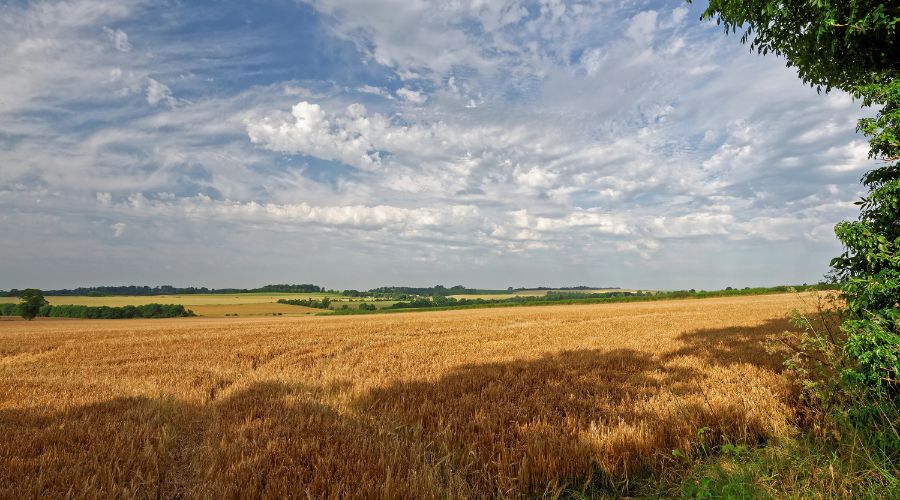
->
xmin=146 ymin=78 xmax=177 ymax=108
xmin=670 ymin=6 xmax=689 ymax=26
xmin=822 ymin=141 xmax=872 ymax=172
xmin=247 ymin=101 xmax=383 ymax=169
xmin=651 ymin=212 xmax=734 ymax=238
xmin=111 ymin=222 xmax=127 ymax=237
xmin=357 ymin=85 xmax=391 ymax=97
xmin=617 ymin=238 xmax=660 ymax=259
xmin=396 ymin=87 xmax=427 ymax=104
xmin=513 ymin=165 xmax=558 ymax=190
xmin=625 ymin=10 xmax=658 ymax=47
xmin=103 ymin=26 xmax=131 ymax=52
xmin=580 ymin=47 xmax=605 ymax=76
xmin=113 ymin=193 xmax=484 ymax=233
xmin=508 ymin=209 xmax=630 ymax=235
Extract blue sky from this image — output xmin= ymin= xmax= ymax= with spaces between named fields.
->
xmin=0 ymin=0 xmax=875 ymax=290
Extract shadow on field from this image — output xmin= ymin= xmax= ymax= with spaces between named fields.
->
xmin=1 ymin=380 xmax=455 ymax=498
xmin=666 ymin=317 xmax=791 ymax=369
xmin=0 ymin=394 xmax=191 ymax=498
xmin=1 ymin=318 xmax=793 ymax=498
xmin=352 ymin=321 xmax=791 ymax=496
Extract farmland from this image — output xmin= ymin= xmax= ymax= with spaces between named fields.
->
xmin=0 ymin=289 xmax=642 ymax=317
xmin=0 ymin=293 xmax=359 ymax=317
xmin=0 ymin=293 xmax=340 ymax=307
xmin=0 ymin=287 xmax=792 ymax=317
xmin=447 ymin=289 xmax=639 ymax=300
xmin=0 ymin=293 xmax=808 ymax=497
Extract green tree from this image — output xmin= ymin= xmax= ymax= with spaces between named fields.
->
xmin=18 ymin=289 xmax=48 ymax=320
xmin=696 ymin=1 xmax=899 ymax=393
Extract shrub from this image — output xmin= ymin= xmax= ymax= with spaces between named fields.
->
xmin=0 ymin=303 xmax=20 ymax=316
xmin=44 ymin=304 xmax=193 ymax=319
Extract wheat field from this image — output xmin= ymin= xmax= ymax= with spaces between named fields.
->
xmin=0 ymin=294 xmax=809 ymax=498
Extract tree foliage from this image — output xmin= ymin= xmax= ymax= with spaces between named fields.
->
xmin=697 ymin=0 xmax=899 ymax=393
xmin=699 ymin=1 xmax=898 ymax=91
xmin=0 ymin=302 xmax=194 ymax=319
xmin=17 ymin=289 xmax=48 ymax=320
xmin=277 ymin=297 xmax=332 ymax=309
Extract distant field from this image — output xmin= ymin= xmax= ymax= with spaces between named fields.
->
xmin=329 ymin=299 xmax=397 ymax=310
xmin=448 ymin=289 xmax=638 ymax=300
xmin=188 ymin=303 xmax=320 ymax=317
xmin=0 ymin=293 xmax=395 ymax=316
xmin=0 ymin=291 xmax=635 ymax=308
xmin=0 ymin=293 xmax=344 ymax=317
xmin=0 ymin=293 xmax=807 ymax=497
xmin=0 ymin=293 xmax=338 ymax=307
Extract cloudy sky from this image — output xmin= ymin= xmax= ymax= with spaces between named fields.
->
xmin=0 ymin=0 xmax=875 ymax=290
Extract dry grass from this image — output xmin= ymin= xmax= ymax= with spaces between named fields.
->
xmin=0 ymin=294 xmax=808 ymax=498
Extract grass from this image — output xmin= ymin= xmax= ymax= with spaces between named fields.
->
xmin=0 ymin=294 xmax=807 ymax=497
xmin=663 ymin=427 xmax=899 ymax=499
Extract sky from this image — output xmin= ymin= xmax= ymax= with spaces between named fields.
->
xmin=0 ymin=0 xmax=876 ymax=291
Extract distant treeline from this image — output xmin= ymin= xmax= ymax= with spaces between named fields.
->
xmin=513 ymin=286 xmax=620 ymax=291
xmin=367 ymin=285 xmax=507 ymax=297
xmin=0 ymin=284 xmax=324 ymax=297
xmin=388 ymin=290 xmax=650 ymax=309
xmin=362 ymin=285 xmax=620 ymax=297
xmin=277 ymin=297 xmax=332 ymax=309
xmin=0 ymin=303 xmax=194 ymax=319
xmin=345 ymin=284 xmax=839 ymax=313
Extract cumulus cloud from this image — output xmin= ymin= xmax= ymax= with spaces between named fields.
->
xmin=247 ymin=101 xmax=384 ymax=169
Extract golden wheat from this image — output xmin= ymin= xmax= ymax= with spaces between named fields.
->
xmin=0 ymin=294 xmax=810 ymax=498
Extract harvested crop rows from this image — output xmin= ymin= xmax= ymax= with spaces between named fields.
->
xmin=0 ymin=294 xmax=809 ymax=498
